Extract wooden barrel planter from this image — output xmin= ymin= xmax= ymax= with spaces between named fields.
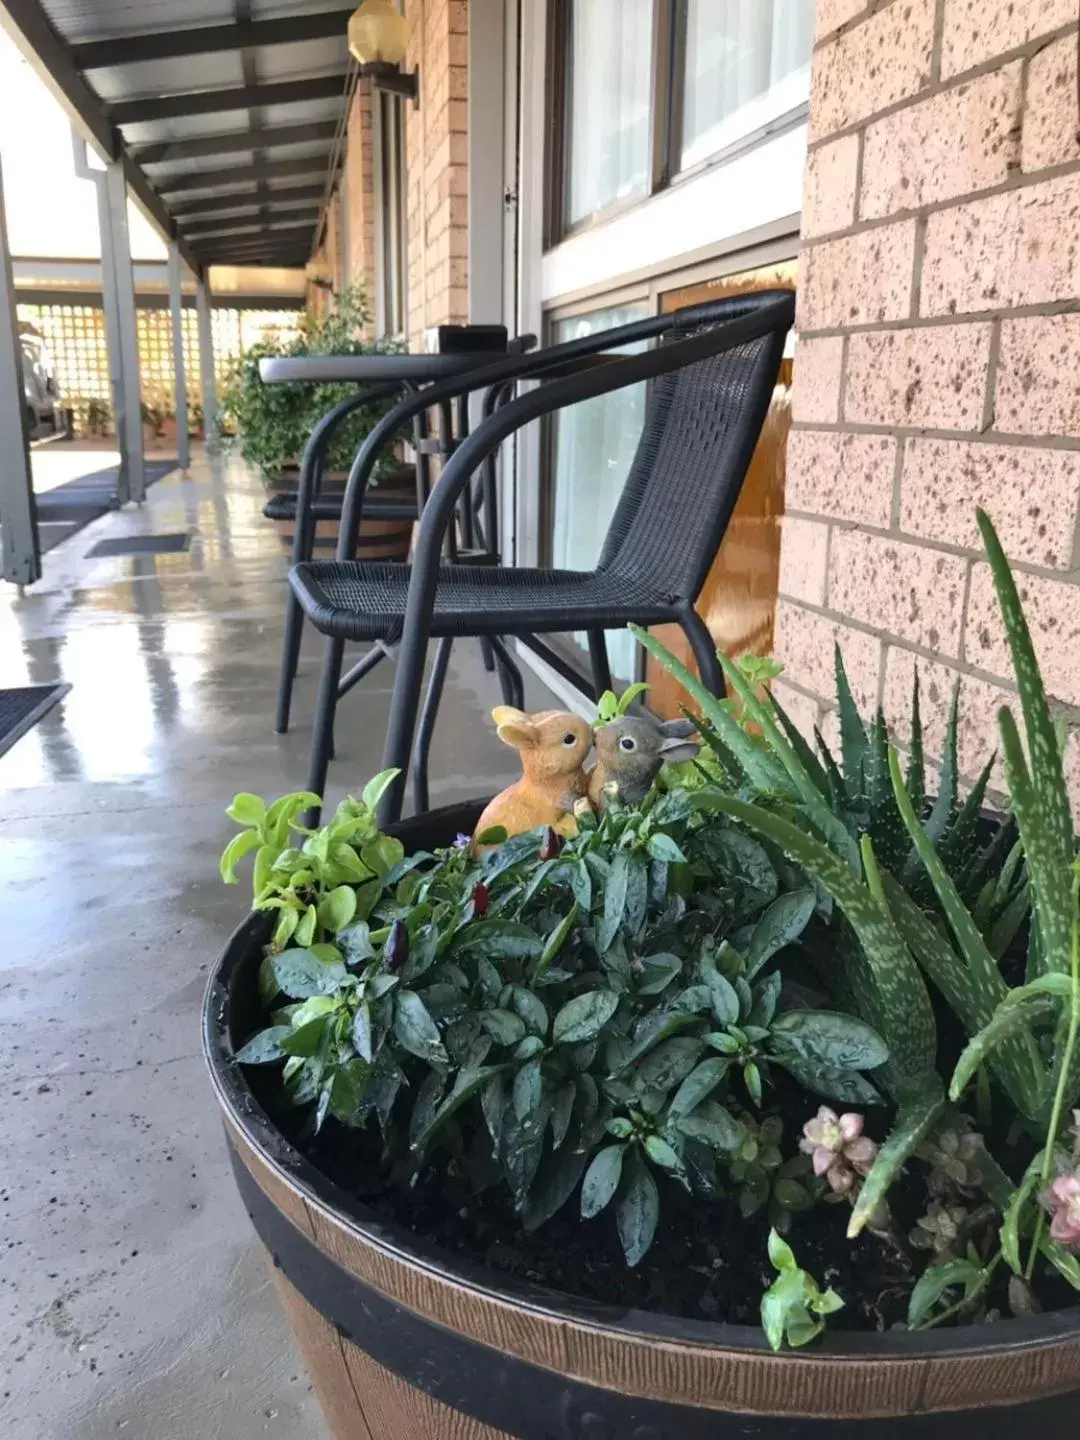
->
xmin=204 ymin=802 xmax=1080 ymax=1439
xmin=268 ymin=464 xmax=415 ymax=563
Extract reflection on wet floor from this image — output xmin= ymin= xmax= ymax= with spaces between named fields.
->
xmin=0 ymin=450 xmax=546 ymax=1440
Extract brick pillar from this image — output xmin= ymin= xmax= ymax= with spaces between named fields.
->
xmin=344 ymin=77 xmax=377 ymax=313
xmin=776 ymin=0 xmax=1080 ymax=795
xmin=405 ymin=0 xmax=469 ymax=347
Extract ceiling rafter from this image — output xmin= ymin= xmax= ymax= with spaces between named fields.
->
xmin=110 ymin=74 xmax=347 ymax=127
xmin=131 ymin=119 xmax=338 ymax=166
xmin=71 ymin=8 xmax=356 ymax=69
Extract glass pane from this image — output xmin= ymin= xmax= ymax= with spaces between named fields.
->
xmin=550 ymin=303 xmax=649 ymax=682
xmin=565 ymin=0 xmax=653 ymax=226
xmin=680 ymin=0 xmax=813 ymax=172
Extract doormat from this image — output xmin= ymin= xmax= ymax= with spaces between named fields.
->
xmin=31 ymin=459 xmax=179 ymax=555
xmin=0 ymin=683 xmax=70 ymax=760
xmin=86 ymin=532 xmax=190 ymax=557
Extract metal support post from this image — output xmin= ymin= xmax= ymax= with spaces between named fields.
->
xmin=167 ymin=244 xmax=190 ymax=470
xmin=101 ymin=160 xmax=146 ymax=503
xmin=195 ymin=279 xmax=216 ymax=445
xmin=0 ymin=152 xmax=39 ymax=587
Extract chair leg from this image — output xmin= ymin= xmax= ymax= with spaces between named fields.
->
xmin=679 ymin=609 xmax=725 ymax=699
xmin=587 ymin=629 xmax=612 ymax=702
xmin=479 ymin=637 xmax=496 ymax=673
xmin=412 ymin=637 xmax=453 ymax=815
xmin=274 ymin=589 xmax=305 ymax=733
xmin=305 ymin=636 xmax=345 ymax=825
xmin=488 ymin=635 xmax=524 ymax=710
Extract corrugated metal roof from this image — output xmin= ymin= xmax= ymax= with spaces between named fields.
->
xmin=5 ymin=0 xmax=356 ymax=271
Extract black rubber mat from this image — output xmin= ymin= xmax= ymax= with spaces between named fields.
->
xmin=86 ymin=532 xmax=190 ymax=557
xmin=26 ymin=459 xmax=179 ymax=556
xmin=0 ymin=683 xmax=70 ymax=759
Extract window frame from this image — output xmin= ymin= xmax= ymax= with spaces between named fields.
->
xmin=544 ymin=0 xmax=810 ymax=247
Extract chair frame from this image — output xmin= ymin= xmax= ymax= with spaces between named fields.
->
xmin=293 ymin=292 xmax=795 ymax=825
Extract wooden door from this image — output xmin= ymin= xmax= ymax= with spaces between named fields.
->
xmin=645 ymin=261 xmax=795 ymax=718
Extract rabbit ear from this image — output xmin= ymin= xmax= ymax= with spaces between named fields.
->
xmin=492 ymin=705 xmax=527 ymax=727
xmin=659 ymin=733 xmax=701 ymax=764
xmin=660 ymin=718 xmax=698 ymax=739
xmin=496 ymin=721 xmax=537 ymax=751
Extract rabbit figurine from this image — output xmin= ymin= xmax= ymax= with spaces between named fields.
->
xmin=588 ymin=715 xmax=700 ymax=808
xmin=473 ymin=706 xmax=594 ymax=842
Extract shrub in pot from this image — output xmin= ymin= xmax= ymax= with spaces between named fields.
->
xmin=218 ymin=286 xmax=404 ymax=482
xmin=205 ymin=510 xmax=1080 ymax=1436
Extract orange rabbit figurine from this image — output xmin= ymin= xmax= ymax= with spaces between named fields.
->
xmin=473 ymin=706 xmax=593 ymax=842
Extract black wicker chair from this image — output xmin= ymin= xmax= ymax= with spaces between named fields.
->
xmin=290 ymin=290 xmax=795 ymax=823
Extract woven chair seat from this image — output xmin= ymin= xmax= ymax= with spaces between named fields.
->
xmin=290 ymin=560 xmax=676 ymax=644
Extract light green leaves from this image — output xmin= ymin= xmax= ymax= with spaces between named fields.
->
xmin=317 ymin=884 xmax=358 ymax=934
xmin=760 ymin=1229 xmax=844 ymax=1350
xmin=553 ymin=990 xmax=619 ymax=1046
xmin=220 ymin=828 xmax=261 ymax=884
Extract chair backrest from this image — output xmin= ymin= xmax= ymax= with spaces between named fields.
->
xmin=598 ymin=291 xmax=791 ymax=604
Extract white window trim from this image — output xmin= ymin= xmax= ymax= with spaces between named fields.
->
xmin=541 ymin=117 xmax=808 ymax=306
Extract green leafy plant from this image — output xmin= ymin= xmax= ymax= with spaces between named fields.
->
xmin=760 ymin=1229 xmax=844 ymax=1350
xmin=227 ymin=772 xmax=891 ymax=1265
xmin=218 ymin=286 xmax=405 ymax=479
xmin=595 ymin=682 xmax=650 ymax=725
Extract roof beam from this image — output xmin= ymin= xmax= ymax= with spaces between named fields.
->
xmin=181 ymin=208 xmax=320 ymax=240
xmin=111 ymin=73 xmax=347 ymax=126
xmin=131 ymin=119 xmax=338 ymax=166
xmin=198 ymin=237 xmax=311 ymax=259
xmin=72 ymin=8 xmax=356 ymax=69
xmin=169 ymin=185 xmax=325 ymax=220
xmin=158 ymin=156 xmax=327 ymax=196
xmin=0 ymin=0 xmax=202 ymax=276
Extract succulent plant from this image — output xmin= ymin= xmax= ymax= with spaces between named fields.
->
xmin=728 ymin=1115 xmax=817 ymax=1231
xmin=800 ymin=1106 xmax=877 ymax=1197
xmin=910 ymin=1200 xmax=969 ymax=1260
xmin=1041 ymin=1170 xmax=1080 ymax=1251
xmin=916 ymin=1120 xmax=985 ymax=1195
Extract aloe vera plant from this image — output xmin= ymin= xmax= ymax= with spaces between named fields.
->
xmin=633 ymin=508 xmax=1079 ymax=1260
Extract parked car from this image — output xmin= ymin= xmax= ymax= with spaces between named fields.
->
xmin=19 ymin=327 xmax=59 ymax=436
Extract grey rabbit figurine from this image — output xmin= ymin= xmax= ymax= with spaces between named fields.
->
xmin=588 ymin=715 xmax=700 ymax=808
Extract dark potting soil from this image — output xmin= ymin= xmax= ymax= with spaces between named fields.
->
xmin=288 ymin=1090 xmax=921 ymax=1332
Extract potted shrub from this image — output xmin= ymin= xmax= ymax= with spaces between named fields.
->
xmin=218 ymin=287 xmax=412 ymax=562
xmin=203 ymin=511 xmax=1080 ymax=1436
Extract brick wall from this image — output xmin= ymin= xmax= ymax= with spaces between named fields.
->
xmin=404 ymin=0 xmax=468 ymax=347
xmin=776 ymin=0 xmax=1080 ymax=796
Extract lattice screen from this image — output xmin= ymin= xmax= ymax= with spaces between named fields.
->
xmin=16 ymin=302 xmax=300 ymax=437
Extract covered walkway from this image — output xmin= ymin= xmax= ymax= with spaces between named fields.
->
xmin=0 ymin=451 xmax=550 ymax=1440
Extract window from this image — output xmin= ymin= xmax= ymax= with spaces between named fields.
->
xmin=680 ymin=0 xmax=814 ymax=172
xmin=564 ymin=0 xmax=653 ymax=226
xmin=550 ymin=0 xmax=813 ymax=237
xmin=548 ymin=302 xmax=648 ymax=680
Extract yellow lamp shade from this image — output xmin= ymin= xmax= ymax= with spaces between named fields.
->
xmin=348 ymin=0 xmax=409 ymax=67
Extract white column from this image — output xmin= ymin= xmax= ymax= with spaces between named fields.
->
xmin=100 ymin=160 xmax=146 ymax=503
xmin=0 ymin=152 xmax=38 ymax=587
xmin=167 ymin=244 xmax=190 ymax=471
xmin=195 ymin=278 xmax=216 ymax=447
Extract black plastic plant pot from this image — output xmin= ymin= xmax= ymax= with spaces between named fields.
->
xmin=203 ymin=800 xmax=1080 ymax=1439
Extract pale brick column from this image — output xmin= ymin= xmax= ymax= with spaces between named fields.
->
xmin=777 ymin=0 xmax=1080 ymax=797
xmin=404 ymin=0 xmax=469 ymax=347
xmin=344 ymin=78 xmax=377 ymax=314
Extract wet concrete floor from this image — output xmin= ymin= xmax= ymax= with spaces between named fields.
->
xmin=0 ymin=452 xmax=550 ymax=1440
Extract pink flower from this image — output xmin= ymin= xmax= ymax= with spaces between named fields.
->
xmin=1043 ymin=1171 xmax=1080 ymax=1250
xmin=800 ymin=1106 xmax=878 ymax=1193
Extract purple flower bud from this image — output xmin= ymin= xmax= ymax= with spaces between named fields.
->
xmin=453 ymin=832 xmax=472 ymax=849
xmin=539 ymin=827 xmax=564 ymax=862
xmin=383 ymin=919 xmax=409 ymax=972
xmin=472 ymin=881 xmax=490 ymax=917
